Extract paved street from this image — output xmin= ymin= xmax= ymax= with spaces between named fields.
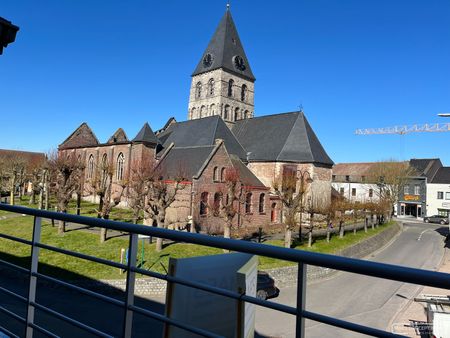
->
xmin=0 ymin=221 xmax=447 ymax=337
xmin=255 ymin=222 xmax=447 ymax=337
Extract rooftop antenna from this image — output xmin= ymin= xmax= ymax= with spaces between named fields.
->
xmin=298 ymin=104 xmax=304 ymax=113
xmin=226 ymin=2 xmax=230 ymax=10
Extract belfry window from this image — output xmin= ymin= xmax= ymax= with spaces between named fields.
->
xmin=228 ymin=79 xmax=234 ymax=97
xmin=196 ymin=82 xmax=202 ymax=99
xmin=208 ymin=78 xmax=214 ymax=96
xmin=241 ymin=84 xmax=247 ymax=101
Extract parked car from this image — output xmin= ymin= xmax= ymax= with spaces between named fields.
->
xmin=257 ymin=271 xmax=279 ymax=300
xmin=424 ymin=215 xmax=449 ymax=225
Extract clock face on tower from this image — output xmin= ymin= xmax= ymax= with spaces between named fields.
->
xmin=233 ymin=55 xmax=246 ymax=71
xmin=203 ymin=53 xmax=214 ymax=68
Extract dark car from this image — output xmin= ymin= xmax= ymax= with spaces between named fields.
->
xmin=257 ymin=271 xmax=279 ymax=300
xmin=424 ymin=215 xmax=449 ymax=225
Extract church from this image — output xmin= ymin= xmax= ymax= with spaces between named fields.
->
xmin=58 ymin=7 xmax=334 ymax=232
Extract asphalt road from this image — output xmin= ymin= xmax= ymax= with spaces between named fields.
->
xmin=0 ymin=221 xmax=446 ymax=337
xmin=255 ymin=221 xmax=447 ymax=337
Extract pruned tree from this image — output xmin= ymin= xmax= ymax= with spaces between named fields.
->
xmin=0 ymin=153 xmax=27 ymax=206
xmin=304 ymin=194 xmax=322 ymax=247
xmin=210 ymin=167 xmax=249 ymax=240
xmin=85 ymin=157 xmax=126 ymax=242
xmin=367 ymin=160 xmax=416 ymax=219
xmin=143 ymin=167 xmax=187 ymax=252
xmin=48 ymin=151 xmax=83 ymax=235
xmin=273 ymin=169 xmax=312 ymax=248
xmin=27 ymin=156 xmax=46 ymax=205
xmin=128 ymin=160 xmax=154 ymax=224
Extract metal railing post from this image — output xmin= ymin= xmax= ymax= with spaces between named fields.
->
xmin=25 ymin=216 xmax=42 ymax=338
xmin=123 ymin=233 xmax=138 ymax=338
xmin=295 ymin=262 xmax=306 ymax=338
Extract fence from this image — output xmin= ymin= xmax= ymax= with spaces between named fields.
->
xmin=0 ymin=203 xmax=449 ymax=338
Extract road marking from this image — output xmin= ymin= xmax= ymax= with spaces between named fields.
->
xmin=417 ymin=229 xmax=431 ymax=241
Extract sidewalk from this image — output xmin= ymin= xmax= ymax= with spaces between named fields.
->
xmin=390 ymin=244 xmax=450 ymax=336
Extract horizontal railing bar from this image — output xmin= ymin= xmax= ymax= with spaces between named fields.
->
xmin=31 ymin=302 xmax=114 ymax=338
xmin=0 ymin=325 xmax=21 ymax=338
xmin=0 ymin=257 xmax=30 ymax=274
xmin=0 ymin=304 xmax=26 ymax=323
xmin=1 ymin=204 xmax=449 ymax=290
xmin=0 ymin=233 xmax=33 ymax=246
xmin=303 ymin=310 xmax=407 ymax=338
xmin=36 ymin=242 xmax=127 ymax=270
xmin=28 ymin=322 xmax=60 ymax=338
xmin=0 ymin=284 xmax=27 ymax=303
xmin=128 ymin=304 xmax=224 ymax=338
xmin=35 ymin=272 xmax=125 ymax=308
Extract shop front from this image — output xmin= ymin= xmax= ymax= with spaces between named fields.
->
xmin=399 ymin=195 xmax=426 ymax=218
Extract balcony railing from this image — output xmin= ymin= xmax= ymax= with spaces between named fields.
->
xmin=0 ymin=203 xmax=449 ymax=338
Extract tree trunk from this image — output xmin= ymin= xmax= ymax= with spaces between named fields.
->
xmin=284 ymin=227 xmax=292 ymax=248
xmin=76 ymin=193 xmax=81 ymax=215
xmin=364 ymin=217 xmax=368 ymax=233
xmin=298 ymin=211 xmax=303 ymax=243
xmin=44 ymin=182 xmax=49 ymax=210
xmin=100 ymin=214 xmax=109 ymax=243
xmin=224 ymin=223 xmax=231 ymax=239
xmin=308 ymin=229 xmax=313 ymax=247
xmin=339 ymin=221 xmax=344 ymax=238
xmin=9 ymin=176 xmax=15 ymax=206
xmin=326 ymin=228 xmax=331 ymax=242
xmin=30 ymin=192 xmax=36 ymax=205
xmin=58 ymin=219 xmax=65 ymax=235
xmin=155 ymin=219 xmax=164 ymax=252
xmin=98 ymin=197 xmax=104 ymax=218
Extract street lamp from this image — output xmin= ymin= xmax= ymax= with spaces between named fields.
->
xmin=0 ymin=17 xmax=19 ymax=55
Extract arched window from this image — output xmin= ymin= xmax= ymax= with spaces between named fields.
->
xmin=191 ymin=107 xmax=197 ymax=119
xmin=210 ymin=104 xmax=216 ymax=116
xmin=208 ymin=78 xmax=214 ymax=96
xmin=244 ymin=110 xmax=249 ymax=119
xmin=87 ymin=155 xmax=94 ymax=179
xmin=234 ymin=108 xmax=240 ymax=121
xmin=271 ymin=202 xmax=277 ymax=222
xmin=241 ymin=84 xmax=247 ymax=101
xmin=200 ymin=192 xmax=209 ymax=215
xmin=245 ymin=193 xmax=252 ymax=214
xmin=259 ymin=193 xmax=265 ymax=213
xmin=227 ymin=79 xmax=234 ymax=97
xmin=196 ymin=82 xmax=202 ymax=99
xmin=213 ymin=166 xmax=219 ymax=182
xmin=213 ymin=192 xmax=222 ymax=215
xmin=200 ymin=105 xmax=206 ymax=118
xmin=224 ymin=105 xmax=230 ymax=120
xmin=116 ymin=153 xmax=125 ymax=181
xmin=220 ymin=167 xmax=226 ymax=182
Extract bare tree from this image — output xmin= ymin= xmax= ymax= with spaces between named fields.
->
xmin=128 ymin=160 xmax=154 ymax=224
xmin=27 ymin=156 xmax=46 ymax=205
xmin=273 ymin=169 xmax=312 ymax=248
xmin=304 ymin=195 xmax=322 ymax=247
xmin=48 ymin=151 xmax=83 ymax=235
xmin=210 ymin=167 xmax=249 ymax=240
xmin=0 ymin=154 xmax=27 ymax=206
xmin=143 ymin=167 xmax=187 ymax=252
xmin=367 ymin=160 xmax=416 ymax=219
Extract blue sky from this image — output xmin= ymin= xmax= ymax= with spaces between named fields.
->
xmin=1 ymin=1 xmax=449 ymax=164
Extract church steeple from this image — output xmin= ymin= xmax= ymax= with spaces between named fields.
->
xmin=192 ymin=9 xmax=255 ymax=81
xmin=188 ymin=8 xmax=255 ymax=124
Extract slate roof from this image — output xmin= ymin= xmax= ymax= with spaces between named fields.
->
xmin=229 ymin=154 xmax=265 ymax=187
xmin=232 ymin=112 xmax=334 ymax=166
xmin=157 ymin=145 xmax=216 ymax=179
xmin=157 ymin=116 xmax=247 ymax=160
xmin=409 ymin=158 xmax=442 ymax=179
xmin=59 ymin=123 xmax=99 ymax=149
xmin=132 ymin=123 xmax=159 ymax=144
xmin=191 ymin=9 xmax=255 ymax=81
xmin=430 ymin=167 xmax=450 ymax=184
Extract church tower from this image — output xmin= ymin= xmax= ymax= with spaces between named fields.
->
xmin=188 ymin=6 xmax=255 ymax=123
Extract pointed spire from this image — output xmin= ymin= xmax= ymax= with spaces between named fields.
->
xmin=192 ymin=9 xmax=255 ymax=81
xmin=132 ymin=122 xmax=159 ymax=144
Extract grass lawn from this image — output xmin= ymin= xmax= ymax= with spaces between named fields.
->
xmin=0 ymin=209 xmax=396 ymax=280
